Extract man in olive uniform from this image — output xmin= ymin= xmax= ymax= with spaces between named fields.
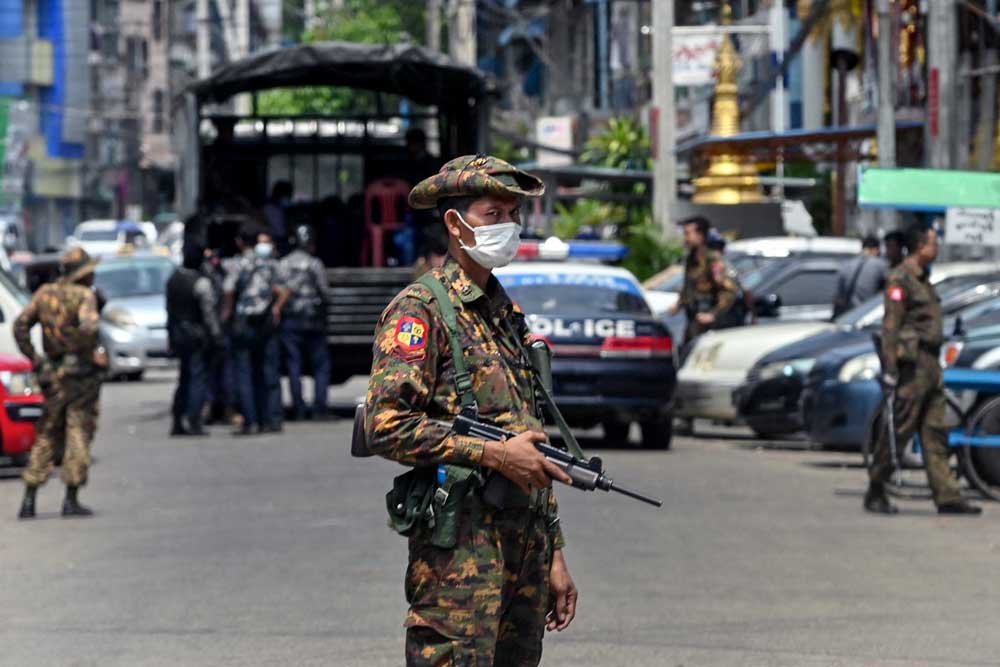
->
xmin=16 ymin=248 xmax=104 ymax=519
xmin=865 ymin=224 xmax=981 ymax=515
xmin=669 ymin=216 xmax=739 ymax=349
xmin=365 ymin=155 xmax=578 ymax=666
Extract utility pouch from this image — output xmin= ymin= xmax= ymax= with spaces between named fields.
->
xmin=481 ymin=472 xmax=511 ymax=509
xmin=386 ymin=467 xmax=436 ymax=537
xmin=350 ymin=404 xmax=372 ymax=457
xmin=429 ymin=465 xmax=481 ymax=549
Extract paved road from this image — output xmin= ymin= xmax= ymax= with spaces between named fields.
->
xmin=2 ymin=373 xmax=999 ymax=666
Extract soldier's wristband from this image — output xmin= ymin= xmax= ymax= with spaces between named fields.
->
xmin=498 ymin=443 xmax=508 ymax=473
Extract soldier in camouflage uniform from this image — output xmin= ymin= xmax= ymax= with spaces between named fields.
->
xmin=223 ymin=226 xmax=289 ymax=435
xmin=278 ymin=225 xmax=331 ymax=420
xmin=669 ymin=216 xmax=739 ymax=350
xmin=865 ymin=224 xmax=981 ymax=516
xmin=365 ymin=155 xmax=578 ymax=666
xmin=16 ymin=248 xmax=105 ymax=519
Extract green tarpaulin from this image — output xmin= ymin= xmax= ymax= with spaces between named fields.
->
xmin=858 ymin=167 xmax=1000 ymax=212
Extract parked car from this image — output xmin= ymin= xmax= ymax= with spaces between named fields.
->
xmin=740 ymin=280 xmax=1000 ymax=439
xmin=496 ymin=261 xmax=676 ymax=449
xmin=94 ymin=254 xmax=175 ymax=380
xmin=642 ymin=237 xmax=859 ymax=318
xmin=0 ymin=353 xmax=44 ymax=465
xmin=675 ymin=262 xmax=1000 ymax=430
xmin=68 ymin=220 xmax=153 ymax=257
xmin=802 ymin=285 xmax=1000 ymax=450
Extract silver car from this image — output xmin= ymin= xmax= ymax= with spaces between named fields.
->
xmin=94 ymin=254 xmax=176 ymax=380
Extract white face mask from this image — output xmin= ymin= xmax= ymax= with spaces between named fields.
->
xmin=255 ymin=242 xmax=274 ymax=258
xmin=455 ymin=212 xmax=522 ymax=269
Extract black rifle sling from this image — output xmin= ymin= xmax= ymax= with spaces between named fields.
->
xmin=417 ymin=273 xmax=477 ymax=412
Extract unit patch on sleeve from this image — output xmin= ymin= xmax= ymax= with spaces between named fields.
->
xmin=392 ymin=316 xmax=428 ymax=362
xmin=888 ymin=286 xmax=905 ymax=302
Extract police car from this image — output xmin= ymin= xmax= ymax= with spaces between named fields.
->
xmin=496 ymin=241 xmax=676 ymax=449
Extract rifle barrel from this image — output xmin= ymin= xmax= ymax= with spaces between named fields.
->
xmin=609 ymin=482 xmax=663 ymax=507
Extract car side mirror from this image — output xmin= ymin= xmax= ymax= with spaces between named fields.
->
xmin=953 ymin=315 xmax=965 ymax=337
xmin=755 ymin=293 xmax=782 ymax=317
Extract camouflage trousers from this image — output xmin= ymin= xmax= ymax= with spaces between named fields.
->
xmin=869 ymin=354 xmax=962 ymax=506
xmin=24 ymin=373 xmax=101 ymax=488
xmin=404 ymin=496 xmax=556 ymax=667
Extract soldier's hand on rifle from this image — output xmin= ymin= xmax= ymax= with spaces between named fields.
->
xmin=695 ymin=312 xmax=715 ymax=326
xmin=881 ymin=373 xmax=898 ymax=389
xmin=483 ymin=430 xmax=572 ymax=495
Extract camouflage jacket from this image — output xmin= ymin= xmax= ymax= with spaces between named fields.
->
xmin=678 ymin=245 xmax=739 ymax=318
xmin=278 ymin=249 xmax=330 ymax=328
xmin=14 ymin=281 xmax=100 ymax=364
xmin=364 ymin=258 xmax=563 ymax=545
xmin=223 ymin=251 xmax=282 ymax=317
xmin=882 ymin=259 xmax=943 ymax=377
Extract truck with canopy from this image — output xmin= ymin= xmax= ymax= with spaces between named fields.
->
xmin=173 ymin=41 xmax=494 ymax=382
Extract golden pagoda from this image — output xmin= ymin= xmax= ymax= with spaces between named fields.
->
xmin=692 ymin=4 xmax=763 ymax=204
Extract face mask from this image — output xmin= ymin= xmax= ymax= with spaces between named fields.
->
xmin=455 ymin=212 xmax=521 ymax=269
xmin=255 ymin=243 xmax=274 ymax=258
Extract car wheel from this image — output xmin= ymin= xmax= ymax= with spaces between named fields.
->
xmin=641 ymin=418 xmax=673 ymax=450
xmin=10 ymin=452 xmax=28 ymax=467
xmin=124 ymin=371 xmax=144 ymax=382
xmin=602 ymin=420 xmax=630 ymax=446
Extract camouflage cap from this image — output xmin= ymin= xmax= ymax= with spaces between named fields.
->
xmin=408 ymin=154 xmax=545 ymax=210
xmin=60 ymin=247 xmax=100 ymax=284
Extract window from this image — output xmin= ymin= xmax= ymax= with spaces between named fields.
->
xmin=774 ymin=270 xmax=838 ymax=307
xmin=152 ymin=1 xmax=163 ymax=41
xmin=153 ymin=90 xmax=164 ymax=133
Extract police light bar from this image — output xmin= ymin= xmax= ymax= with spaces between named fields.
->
xmin=517 ymin=237 xmax=629 ymax=262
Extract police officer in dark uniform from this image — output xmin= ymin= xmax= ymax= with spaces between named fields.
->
xmin=167 ymin=243 xmax=224 ymax=436
xmin=865 ymin=223 xmax=981 ymax=515
xmin=223 ymin=226 xmax=289 ymax=436
xmin=278 ymin=225 xmax=332 ymax=420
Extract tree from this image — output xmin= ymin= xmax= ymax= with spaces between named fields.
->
xmin=257 ymin=0 xmax=426 ymax=116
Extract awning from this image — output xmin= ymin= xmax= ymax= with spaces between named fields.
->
xmin=858 ymin=167 xmax=1000 ymax=213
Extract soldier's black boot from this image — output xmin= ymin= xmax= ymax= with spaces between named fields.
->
xmin=62 ymin=486 xmax=93 ymax=518
xmin=863 ymin=482 xmax=898 ymax=515
xmin=170 ymin=419 xmax=188 ymax=436
xmin=18 ymin=484 xmax=37 ymax=520
xmin=937 ymin=500 xmax=982 ymax=515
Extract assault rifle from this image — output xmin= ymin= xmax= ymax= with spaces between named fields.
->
xmin=453 ymin=412 xmax=663 ymax=508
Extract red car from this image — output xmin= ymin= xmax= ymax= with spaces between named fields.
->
xmin=0 ymin=354 xmax=44 ymax=465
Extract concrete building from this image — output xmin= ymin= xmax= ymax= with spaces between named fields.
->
xmin=0 ymin=0 xmax=93 ymax=249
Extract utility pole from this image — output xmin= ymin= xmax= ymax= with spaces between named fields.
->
xmin=876 ymin=0 xmax=896 ymax=230
xmin=926 ymin=0 xmax=957 ymax=169
xmin=448 ymin=0 xmax=477 ymax=67
xmin=196 ymin=0 xmax=211 ymax=78
xmin=976 ymin=0 xmax=997 ymax=171
xmin=651 ymin=0 xmax=676 ymax=237
xmin=427 ymin=0 xmax=442 ymax=53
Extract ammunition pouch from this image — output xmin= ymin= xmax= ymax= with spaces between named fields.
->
xmin=429 ymin=465 xmax=481 ymax=549
xmin=386 ymin=464 xmax=482 ymax=549
xmin=386 ymin=467 xmax=437 ymax=537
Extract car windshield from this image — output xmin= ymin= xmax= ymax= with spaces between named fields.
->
xmin=835 ymin=279 xmax=1000 ymax=329
xmin=0 ymin=268 xmax=29 ymax=306
xmin=95 ymin=257 xmax=174 ymax=299
xmin=504 ymin=278 xmax=651 ymax=316
xmin=78 ymin=229 xmax=118 ymax=242
xmin=742 ymin=260 xmax=789 ymax=290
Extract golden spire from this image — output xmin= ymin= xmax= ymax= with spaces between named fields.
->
xmin=692 ymin=3 xmax=763 ymax=205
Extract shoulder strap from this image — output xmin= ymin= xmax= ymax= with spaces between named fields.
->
xmin=417 ymin=273 xmax=477 ymax=412
xmin=843 ymin=256 xmax=868 ymax=304
xmin=504 ymin=323 xmax=588 ymax=460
